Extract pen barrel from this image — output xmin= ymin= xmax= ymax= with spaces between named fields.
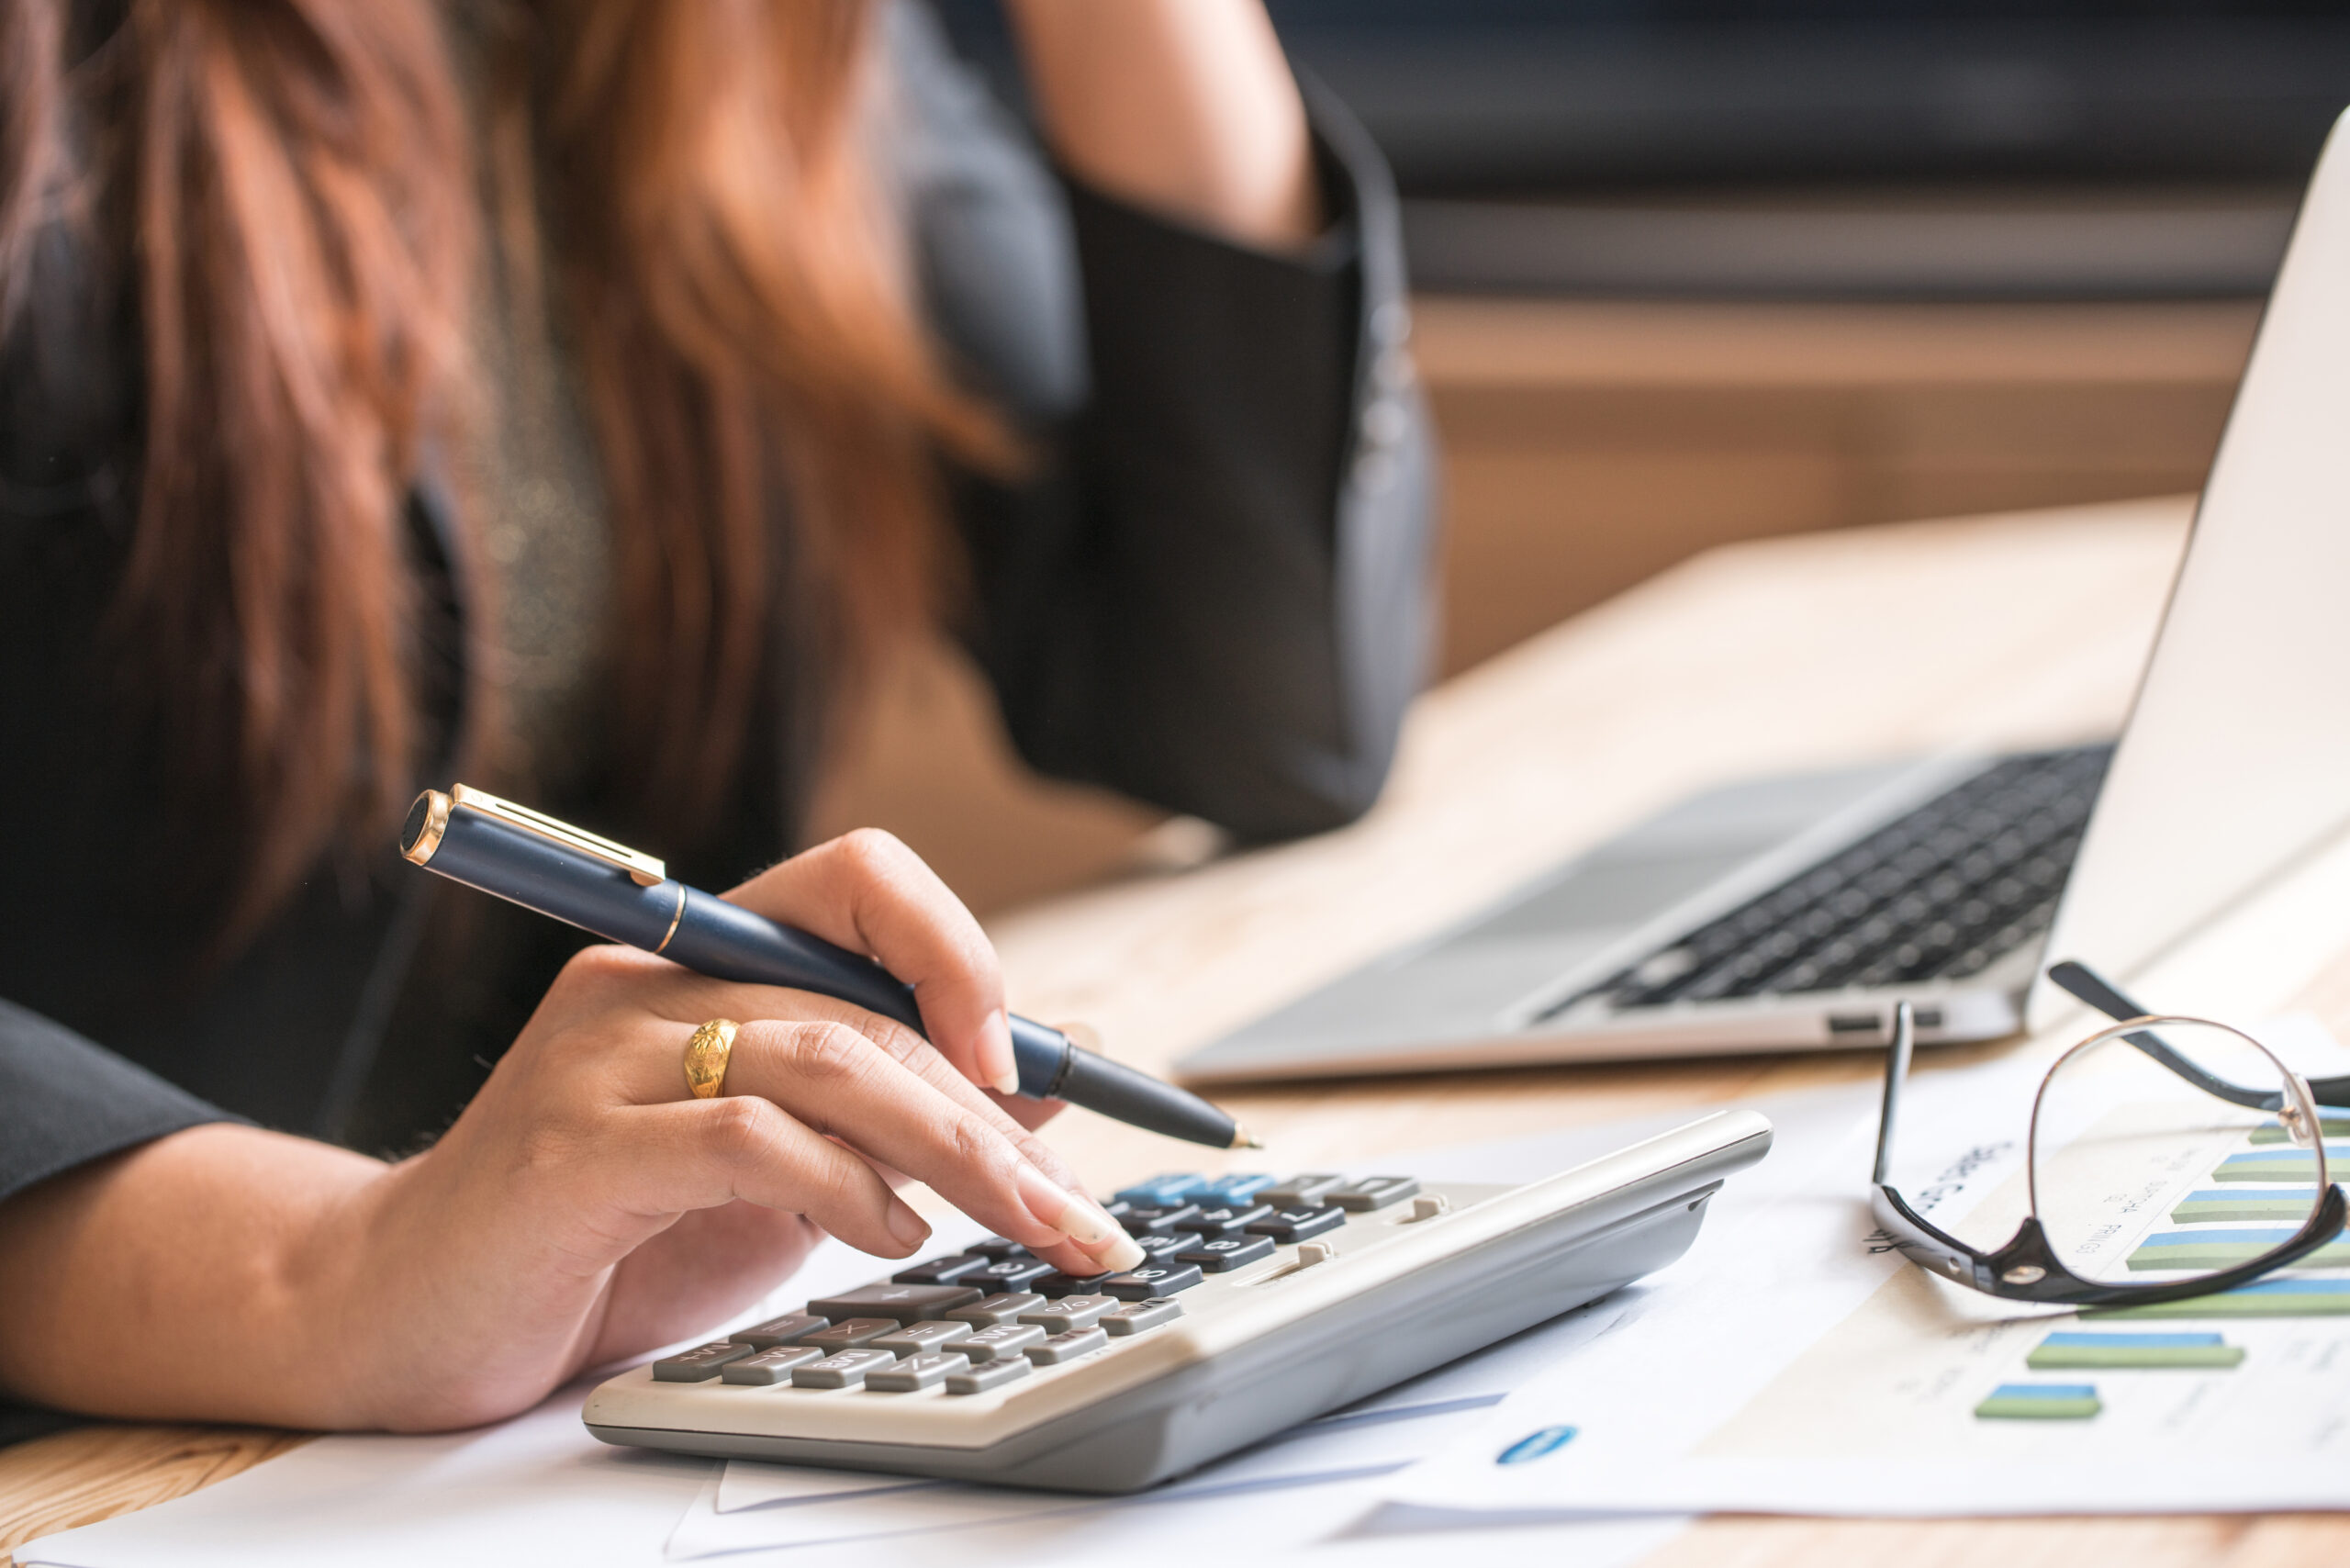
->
xmin=664 ymin=890 xmax=924 ymax=1035
xmin=424 ymin=810 xmax=682 ymax=948
xmin=1048 ymin=1044 xmax=1237 ymax=1146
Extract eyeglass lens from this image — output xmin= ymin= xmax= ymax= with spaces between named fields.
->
xmin=2031 ymin=1020 xmax=2332 ymax=1287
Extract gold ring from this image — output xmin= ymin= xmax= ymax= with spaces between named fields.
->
xmin=684 ymin=1019 xmax=739 ymax=1100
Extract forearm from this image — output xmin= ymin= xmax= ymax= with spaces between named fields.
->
xmin=1002 ymin=0 xmax=1319 ymax=250
xmin=0 ymin=1124 xmax=391 ymax=1428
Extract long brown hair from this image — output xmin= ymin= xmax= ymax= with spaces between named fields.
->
xmin=4 ymin=0 xmax=1001 ymax=944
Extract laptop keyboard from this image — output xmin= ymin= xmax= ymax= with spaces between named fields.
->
xmin=1551 ymin=745 xmax=2114 ymax=1016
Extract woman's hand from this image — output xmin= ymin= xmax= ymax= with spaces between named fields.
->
xmin=0 ymin=830 xmax=1143 ymax=1432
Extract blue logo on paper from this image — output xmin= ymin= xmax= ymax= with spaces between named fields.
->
xmin=1496 ymin=1425 xmax=1577 ymax=1465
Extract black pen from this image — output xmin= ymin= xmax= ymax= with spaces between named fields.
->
xmin=399 ymin=785 xmax=1259 ymax=1149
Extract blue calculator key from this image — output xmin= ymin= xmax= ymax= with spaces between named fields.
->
xmin=1188 ymin=1204 xmax=1273 ymax=1238
xmin=1113 ymin=1174 xmax=1211 ymax=1207
xmin=1246 ymin=1204 xmax=1346 ymax=1243
xmin=1102 ymin=1263 xmax=1203 ymax=1299
xmin=890 ymin=1253 xmax=990 ymax=1286
xmin=962 ymin=1256 xmax=1058 ymax=1292
xmin=1122 ymin=1204 xmax=1203 ymax=1237
xmin=1035 ymin=1270 xmax=1120 ymax=1297
xmin=1197 ymin=1174 xmax=1279 ymax=1204
xmin=1176 ymin=1233 xmax=1276 ymax=1272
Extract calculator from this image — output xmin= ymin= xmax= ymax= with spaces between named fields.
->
xmin=584 ymin=1108 xmax=1771 ymax=1493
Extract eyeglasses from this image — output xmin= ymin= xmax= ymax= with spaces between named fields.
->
xmin=1871 ymin=960 xmax=2350 ymax=1308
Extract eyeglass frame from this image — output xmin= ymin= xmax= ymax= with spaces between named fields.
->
xmin=1870 ymin=963 xmax=2349 ymax=1309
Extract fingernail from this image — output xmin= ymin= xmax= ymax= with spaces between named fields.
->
xmin=984 ymin=1011 xmax=1020 ymax=1096
xmin=886 ymin=1197 xmax=930 ymax=1252
xmin=1013 ymin=1163 xmax=1128 ymax=1251
xmin=1085 ymin=1228 xmax=1147 ymax=1273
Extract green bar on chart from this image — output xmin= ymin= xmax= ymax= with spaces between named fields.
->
xmin=1975 ymin=1383 xmax=2101 ymax=1420
xmin=2170 ymin=1189 xmax=2321 ymax=1224
xmin=2087 ymin=1278 xmax=2350 ymax=1318
xmin=2124 ymin=1228 xmax=2350 ymax=1272
xmin=2210 ymin=1150 xmax=2339 ymax=1182
xmin=2244 ymin=1120 xmax=2350 ymax=1144
xmin=2025 ymin=1330 xmax=2244 ymax=1369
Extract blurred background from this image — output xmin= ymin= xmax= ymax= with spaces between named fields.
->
xmin=810 ymin=0 xmax=2350 ymax=914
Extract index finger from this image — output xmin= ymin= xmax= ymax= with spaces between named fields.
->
xmin=722 ymin=830 xmax=1020 ymax=1097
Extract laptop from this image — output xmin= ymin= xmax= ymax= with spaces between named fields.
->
xmin=1178 ymin=106 xmax=2350 ymax=1085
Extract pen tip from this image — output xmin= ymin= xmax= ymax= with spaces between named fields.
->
xmin=1231 ymin=1126 xmax=1264 ymax=1150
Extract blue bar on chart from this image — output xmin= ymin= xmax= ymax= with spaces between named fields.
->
xmin=2025 ymin=1330 xmax=2244 ymax=1369
xmin=2087 ymin=1277 xmax=2350 ymax=1319
xmin=2125 ymin=1227 xmax=2350 ymax=1272
xmin=1975 ymin=1383 xmax=2101 ymax=1420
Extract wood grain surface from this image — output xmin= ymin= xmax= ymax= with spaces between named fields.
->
xmin=13 ymin=497 xmax=2348 ymax=1565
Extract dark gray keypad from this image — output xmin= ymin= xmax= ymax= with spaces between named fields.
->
xmin=891 ymin=1253 xmax=990 ymax=1286
xmin=799 ymin=1317 xmax=901 ymax=1354
xmin=729 ymin=1312 xmax=828 ymax=1350
xmin=945 ymin=1358 xmax=1032 ymax=1394
xmin=1175 ymin=1233 xmax=1275 ymax=1272
xmin=968 ymin=1237 xmax=1030 ymax=1260
xmin=1121 ymin=1204 xmax=1203 ymax=1237
xmin=1328 ymin=1176 xmax=1421 ymax=1212
xmin=1024 ymin=1327 xmax=1109 ymax=1365
xmin=872 ymin=1320 xmax=973 ymax=1358
xmin=1261 ymin=1174 xmax=1346 ymax=1208
xmin=791 ymin=1349 xmax=897 ymax=1389
xmin=1246 ymin=1204 xmax=1345 ymax=1243
xmin=1101 ymin=1297 xmax=1184 ymax=1336
xmin=1035 ymin=1270 xmax=1119 ymax=1298
xmin=1102 ymin=1263 xmax=1203 ymax=1299
xmin=807 ymin=1284 xmax=981 ymax=1326
xmin=1188 ymin=1203 xmax=1273 ymax=1237
xmin=722 ymin=1345 xmax=823 ymax=1385
xmin=866 ymin=1350 xmax=970 ymax=1392
xmin=959 ymin=1257 xmax=1058 ymax=1293
xmin=946 ymin=1293 xmax=1045 ymax=1327
xmin=1017 ymin=1294 xmax=1118 ymax=1334
xmin=956 ymin=1322 xmax=1046 ymax=1363
xmin=1135 ymin=1230 xmax=1203 ymax=1261
xmin=654 ymin=1341 xmax=754 ymax=1382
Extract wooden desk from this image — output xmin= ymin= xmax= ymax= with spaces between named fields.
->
xmin=8 ymin=497 xmax=2345 ymax=1566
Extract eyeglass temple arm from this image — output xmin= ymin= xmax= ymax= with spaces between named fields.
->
xmin=2046 ymin=958 xmax=2350 ymax=1110
xmin=1872 ymin=1001 xmax=1915 ymax=1185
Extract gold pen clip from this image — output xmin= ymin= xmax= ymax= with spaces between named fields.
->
xmin=444 ymin=784 xmax=668 ymax=886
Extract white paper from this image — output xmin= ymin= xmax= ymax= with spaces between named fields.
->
xmin=1389 ymin=1014 xmax=2350 ymax=1519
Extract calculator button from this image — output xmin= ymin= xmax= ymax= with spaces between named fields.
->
xmin=1328 ymin=1176 xmax=1421 ymax=1212
xmin=1121 ymin=1204 xmax=1203 ymax=1237
xmin=1175 ymin=1234 xmax=1275 ymax=1272
xmin=807 ymin=1284 xmax=983 ymax=1325
xmin=958 ymin=1322 xmax=1046 ymax=1362
xmin=890 ymin=1253 xmax=990 ymax=1286
xmin=968 ymin=1237 xmax=1030 ymax=1260
xmin=1035 ymin=1270 xmax=1120 ymax=1297
xmin=1135 ymin=1230 xmax=1203 ymax=1261
xmin=1261 ymin=1174 xmax=1346 ymax=1208
xmin=1246 ymin=1204 xmax=1345 ymax=1243
xmin=1024 ymin=1327 xmax=1110 ymax=1365
xmin=872 ymin=1319 xmax=973 ymax=1358
xmin=1102 ymin=1263 xmax=1203 ymax=1299
xmin=1113 ymin=1174 xmax=1210 ymax=1207
xmin=1018 ymin=1294 xmax=1119 ymax=1334
xmin=799 ymin=1317 xmax=901 ymax=1354
xmin=866 ymin=1350 xmax=970 ymax=1392
xmin=1197 ymin=1174 xmax=1279 ymax=1204
xmin=791 ymin=1349 xmax=897 ymax=1389
xmin=946 ymin=1358 xmax=1032 ymax=1394
xmin=1102 ymin=1297 xmax=1184 ymax=1336
xmin=653 ymin=1341 xmax=754 ymax=1382
xmin=1188 ymin=1204 xmax=1273 ymax=1237
xmin=946 ymin=1293 xmax=1046 ymax=1327
xmin=722 ymin=1345 xmax=822 ymax=1384
xmin=729 ymin=1312 xmax=828 ymax=1350
xmin=958 ymin=1257 xmax=1058 ymax=1293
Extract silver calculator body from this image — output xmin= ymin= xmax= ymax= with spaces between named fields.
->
xmin=585 ymin=1108 xmax=1771 ymax=1494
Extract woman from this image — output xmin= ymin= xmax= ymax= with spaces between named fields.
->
xmin=0 ymin=0 xmax=1432 ymax=1439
